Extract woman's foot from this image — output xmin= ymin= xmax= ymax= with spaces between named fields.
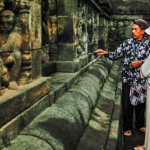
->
xmin=134 ymin=145 xmax=144 ymax=150
xmin=124 ymin=130 xmax=132 ymax=136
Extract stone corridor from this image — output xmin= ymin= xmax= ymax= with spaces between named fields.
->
xmin=0 ymin=0 xmax=150 ymax=149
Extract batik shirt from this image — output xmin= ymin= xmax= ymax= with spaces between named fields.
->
xmin=108 ymin=37 xmax=150 ymax=86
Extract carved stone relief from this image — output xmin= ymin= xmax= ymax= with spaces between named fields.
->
xmin=0 ymin=0 xmax=33 ymax=93
xmin=42 ymin=0 xmax=50 ymax=46
xmin=74 ymin=0 xmax=87 ymax=58
xmin=87 ymin=6 xmax=93 ymax=53
xmin=0 ymin=10 xmax=22 ymax=90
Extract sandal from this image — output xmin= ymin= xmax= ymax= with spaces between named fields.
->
xmin=124 ymin=130 xmax=132 ymax=136
xmin=137 ymin=127 xmax=146 ymax=133
xmin=134 ymin=145 xmax=144 ymax=150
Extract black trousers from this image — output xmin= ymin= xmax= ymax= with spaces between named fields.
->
xmin=122 ymin=82 xmax=146 ymax=131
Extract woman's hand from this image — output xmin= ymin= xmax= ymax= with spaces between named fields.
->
xmin=130 ymin=60 xmax=142 ymax=68
xmin=94 ymin=49 xmax=108 ymax=55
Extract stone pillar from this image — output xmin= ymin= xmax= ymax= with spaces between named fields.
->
xmin=56 ymin=0 xmax=88 ymax=72
xmin=29 ymin=0 xmax=42 ymax=80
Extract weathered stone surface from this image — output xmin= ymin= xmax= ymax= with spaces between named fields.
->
xmin=114 ymin=95 xmax=122 ymax=106
xmin=79 ymin=55 xmax=88 ymax=68
xmin=105 ymin=140 xmax=117 ymax=150
xmin=0 ymin=118 xmax=18 ymax=148
xmin=21 ymin=105 xmax=81 ymax=150
xmin=18 ymin=94 xmax=50 ymax=129
xmin=3 ymin=135 xmax=53 ymax=150
xmin=58 ymin=44 xmax=74 ymax=61
xmin=108 ymin=120 xmax=119 ymax=140
xmin=0 ymin=92 xmax=52 ymax=149
xmin=71 ymin=82 xmax=97 ymax=108
xmin=68 ymin=86 xmax=93 ymax=109
xmin=29 ymin=1 xmax=42 ymax=49
xmin=50 ymin=72 xmax=78 ymax=90
xmin=96 ymin=97 xmax=114 ymax=114
xmin=80 ymin=73 xmax=102 ymax=93
xmin=42 ymin=62 xmax=57 ymax=76
xmin=116 ymin=87 xmax=122 ymax=95
xmin=56 ymin=60 xmax=81 ymax=72
xmin=56 ymin=91 xmax=90 ymax=130
xmin=86 ymin=66 xmax=104 ymax=81
xmin=31 ymin=50 xmax=43 ymax=80
xmin=77 ymin=125 xmax=109 ymax=150
xmin=50 ymin=83 xmax=66 ymax=102
xmin=112 ymin=105 xmax=121 ymax=120
xmin=58 ymin=17 xmax=73 ymax=43
xmin=0 ymin=77 xmax=51 ymax=128
xmin=57 ymin=0 xmax=74 ymax=16
xmin=91 ymin=107 xmax=111 ymax=124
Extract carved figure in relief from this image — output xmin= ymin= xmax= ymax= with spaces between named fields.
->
xmin=0 ymin=10 xmax=22 ymax=90
xmin=117 ymin=21 xmax=125 ymax=44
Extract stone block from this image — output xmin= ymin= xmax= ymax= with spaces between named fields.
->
xmin=50 ymin=72 xmax=78 ymax=90
xmin=57 ymin=0 xmax=75 ymax=16
xmin=91 ymin=107 xmax=111 ymax=124
xmin=50 ymin=83 xmax=66 ymax=102
xmin=96 ymin=97 xmax=114 ymax=115
xmin=58 ymin=44 xmax=74 ymax=61
xmin=58 ymin=16 xmax=73 ymax=43
xmin=114 ymin=95 xmax=122 ymax=106
xmin=25 ymin=78 xmax=51 ymax=108
xmin=56 ymin=60 xmax=81 ymax=72
xmin=0 ymin=90 xmax=26 ymax=127
xmin=29 ymin=1 xmax=42 ymax=49
xmin=112 ymin=105 xmax=121 ymax=120
xmin=0 ymin=118 xmax=18 ymax=147
xmin=32 ymin=49 xmax=42 ymax=80
xmin=79 ymin=55 xmax=88 ymax=68
xmin=42 ymin=62 xmax=56 ymax=76
xmin=48 ymin=91 xmax=54 ymax=105
xmin=116 ymin=87 xmax=122 ymax=96
xmin=0 ymin=77 xmax=51 ymax=128
xmin=49 ymin=44 xmax=58 ymax=61
xmin=18 ymin=95 xmax=50 ymax=130
xmin=108 ymin=120 xmax=119 ymax=140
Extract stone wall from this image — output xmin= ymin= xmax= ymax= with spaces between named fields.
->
xmin=41 ymin=0 xmax=111 ymax=73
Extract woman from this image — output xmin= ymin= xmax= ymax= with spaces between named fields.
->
xmin=134 ymin=26 xmax=150 ymax=150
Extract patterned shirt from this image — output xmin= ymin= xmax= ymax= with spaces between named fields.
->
xmin=108 ymin=37 xmax=150 ymax=86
